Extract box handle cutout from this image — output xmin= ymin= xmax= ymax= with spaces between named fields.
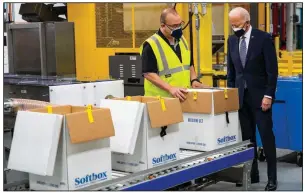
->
xmin=47 ymin=105 xmax=53 ymax=114
xmin=86 ymin=105 xmax=94 ymax=123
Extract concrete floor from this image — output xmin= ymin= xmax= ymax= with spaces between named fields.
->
xmin=204 ymin=161 xmax=303 ymax=191
xmin=4 ymin=132 xmax=303 ymax=191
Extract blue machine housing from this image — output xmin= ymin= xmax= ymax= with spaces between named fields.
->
xmin=256 ymin=76 xmax=303 ymax=151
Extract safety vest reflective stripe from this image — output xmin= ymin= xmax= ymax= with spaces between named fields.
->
xmin=149 ymin=35 xmax=190 ymax=77
xmin=180 ymin=37 xmax=188 ymax=50
xmin=159 ymin=65 xmax=190 ymax=76
xmin=150 ymin=35 xmax=170 ymax=71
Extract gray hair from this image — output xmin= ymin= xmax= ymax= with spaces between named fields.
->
xmin=229 ymin=7 xmax=251 ymax=22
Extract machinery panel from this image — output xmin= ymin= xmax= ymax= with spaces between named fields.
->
xmin=7 ymin=22 xmax=76 ymax=77
xmin=109 ymin=55 xmax=144 ymax=96
xmin=10 ymin=27 xmax=42 ymax=75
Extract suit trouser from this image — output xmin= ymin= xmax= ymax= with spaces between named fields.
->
xmin=238 ymin=89 xmax=277 ymax=181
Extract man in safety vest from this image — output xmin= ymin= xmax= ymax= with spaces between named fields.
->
xmin=140 ymin=8 xmax=207 ymax=101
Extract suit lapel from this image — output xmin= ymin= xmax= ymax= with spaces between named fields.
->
xmin=233 ymin=36 xmax=244 ymax=70
xmin=245 ymin=29 xmax=255 ymax=65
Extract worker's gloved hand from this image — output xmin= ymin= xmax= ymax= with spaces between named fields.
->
xmin=169 ymin=87 xmax=188 ymax=101
xmin=192 ymin=81 xmax=209 ymax=89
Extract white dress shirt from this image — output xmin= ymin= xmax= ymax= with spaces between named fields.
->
xmin=239 ymin=25 xmax=272 ymax=99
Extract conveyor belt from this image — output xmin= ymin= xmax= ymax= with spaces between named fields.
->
xmin=80 ymin=140 xmax=254 ymax=191
xmin=110 ymin=150 xmax=204 ymax=180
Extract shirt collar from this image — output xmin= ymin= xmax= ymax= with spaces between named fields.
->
xmin=241 ymin=25 xmax=252 ymax=39
xmin=157 ymin=29 xmax=179 ymax=47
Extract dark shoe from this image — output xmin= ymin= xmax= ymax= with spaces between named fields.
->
xmin=265 ymin=180 xmax=277 ymax=191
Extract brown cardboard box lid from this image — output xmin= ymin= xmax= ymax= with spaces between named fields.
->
xmin=181 ymin=88 xmax=239 ymax=114
xmin=30 ymin=105 xmax=115 ymax=144
xmin=112 ymin=96 xmax=184 ymax=129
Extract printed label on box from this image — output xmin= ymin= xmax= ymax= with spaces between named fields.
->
xmin=217 ymin=135 xmax=237 ymax=145
xmin=74 ymin=171 xmax=108 ymax=189
xmin=152 ymin=153 xmax=177 ymax=167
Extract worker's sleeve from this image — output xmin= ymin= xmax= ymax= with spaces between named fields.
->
xmin=141 ymin=42 xmax=159 ymax=74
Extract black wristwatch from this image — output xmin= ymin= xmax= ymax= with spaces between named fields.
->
xmin=191 ymin=78 xmax=201 ymax=85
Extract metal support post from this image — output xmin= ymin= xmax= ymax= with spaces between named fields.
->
xmin=242 ymin=160 xmax=253 ymax=191
xmin=286 ymin=3 xmax=294 ymax=52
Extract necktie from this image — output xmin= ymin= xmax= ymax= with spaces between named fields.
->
xmin=239 ymin=36 xmax=247 ymax=68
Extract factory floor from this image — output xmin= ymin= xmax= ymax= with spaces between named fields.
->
xmin=4 ymin=133 xmax=303 ymax=191
xmin=204 ymin=161 xmax=303 ymax=191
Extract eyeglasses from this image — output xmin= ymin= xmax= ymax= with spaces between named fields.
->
xmin=165 ymin=21 xmax=185 ymax=30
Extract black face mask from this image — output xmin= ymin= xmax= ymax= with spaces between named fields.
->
xmin=232 ymin=22 xmax=248 ymax=38
xmin=171 ymin=27 xmax=183 ymax=40
xmin=233 ymin=28 xmax=246 ymax=38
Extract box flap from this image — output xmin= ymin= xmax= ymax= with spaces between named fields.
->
xmin=30 ymin=105 xmax=115 ymax=144
xmin=117 ymin=96 xmax=184 ymax=128
xmin=213 ymin=88 xmax=239 ymax=114
xmin=100 ymin=99 xmax=144 ymax=154
xmin=180 ymin=91 xmax=213 ymax=114
xmin=65 ymin=108 xmax=115 ymax=144
xmin=29 ymin=105 xmax=72 ymax=115
xmin=181 ymin=88 xmax=239 ymax=114
xmin=7 ymin=111 xmax=63 ymax=176
xmin=146 ymin=97 xmax=184 ymax=128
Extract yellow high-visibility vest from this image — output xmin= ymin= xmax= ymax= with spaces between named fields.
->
xmin=140 ymin=33 xmax=191 ymax=97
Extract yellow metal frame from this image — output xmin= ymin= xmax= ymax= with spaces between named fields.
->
xmin=258 ymin=3 xmax=266 ymax=31
xmin=68 ymin=3 xmax=300 ymax=83
xmin=68 ymin=3 xmax=191 ymax=81
xmin=223 ymin=3 xmax=229 ymax=56
xmin=198 ymin=3 xmax=213 ymax=86
xmin=265 ymin=3 xmax=270 ymax=33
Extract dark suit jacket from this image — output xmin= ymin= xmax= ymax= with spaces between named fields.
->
xmin=227 ymin=28 xmax=278 ymax=108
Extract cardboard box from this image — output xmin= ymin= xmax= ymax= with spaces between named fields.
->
xmin=100 ymin=96 xmax=183 ymax=173
xmin=8 ymin=105 xmax=115 ymax=190
xmin=179 ymin=88 xmax=242 ymax=151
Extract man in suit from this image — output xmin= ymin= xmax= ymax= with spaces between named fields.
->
xmin=227 ymin=7 xmax=278 ymax=191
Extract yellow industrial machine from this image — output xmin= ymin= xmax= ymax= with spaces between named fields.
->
xmin=67 ymin=3 xmax=302 ymax=86
xmin=67 ymin=3 xmax=239 ymax=86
